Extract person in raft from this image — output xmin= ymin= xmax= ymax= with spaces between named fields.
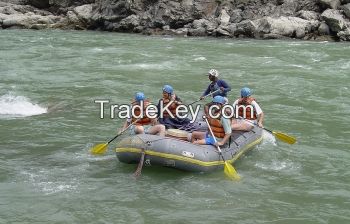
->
xmin=200 ymin=69 xmax=231 ymax=116
xmin=157 ymin=84 xmax=191 ymax=129
xmin=120 ymin=92 xmax=166 ymax=136
xmin=231 ymin=87 xmax=264 ymax=131
xmin=191 ymin=96 xmax=232 ymax=146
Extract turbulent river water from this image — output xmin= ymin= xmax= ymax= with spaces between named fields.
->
xmin=0 ymin=29 xmax=349 ymax=223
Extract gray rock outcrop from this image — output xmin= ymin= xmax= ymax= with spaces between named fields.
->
xmin=1 ymin=0 xmax=350 ymax=41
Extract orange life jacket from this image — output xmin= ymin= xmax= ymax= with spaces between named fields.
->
xmin=161 ymin=98 xmax=179 ymax=118
xmin=208 ymin=117 xmax=226 ymax=138
xmin=131 ymin=99 xmax=152 ymax=126
xmin=237 ymin=97 xmax=257 ymax=120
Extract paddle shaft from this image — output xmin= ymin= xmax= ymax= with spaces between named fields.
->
xmin=107 ymin=118 xmax=140 ymax=144
xmin=187 ymin=89 xmax=221 ymax=106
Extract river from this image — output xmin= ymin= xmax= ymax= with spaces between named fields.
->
xmin=0 ymin=29 xmax=349 ymax=223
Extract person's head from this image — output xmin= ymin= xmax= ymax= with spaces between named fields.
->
xmin=240 ymin=87 xmax=251 ymax=98
xmin=212 ymin=95 xmax=225 ymax=105
xmin=162 ymin=84 xmax=173 ymax=99
xmin=135 ymin=92 xmax=145 ymax=102
xmin=207 ymin=69 xmax=219 ymax=82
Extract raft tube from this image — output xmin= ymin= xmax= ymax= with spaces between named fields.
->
xmin=115 ymin=126 xmax=263 ymax=172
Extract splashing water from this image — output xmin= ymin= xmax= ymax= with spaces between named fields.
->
xmin=0 ymin=93 xmax=47 ymax=118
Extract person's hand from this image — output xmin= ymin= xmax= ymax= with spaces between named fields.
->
xmin=220 ymin=87 xmax=225 ymax=92
xmin=214 ymin=141 xmax=223 ymax=147
xmin=258 ymin=122 xmax=263 ymax=128
xmin=117 ymin=129 xmax=123 ymax=135
xmin=171 ymin=94 xmax=176 ymax=101
xmin=200 ymin=96 xmax=205 ymax=100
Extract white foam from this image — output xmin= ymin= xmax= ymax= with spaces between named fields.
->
xmin=255 ymin=160 xmax=297 ymax=171
xmin=262 ymin=130 xmax=277 ymax=146
xmin=0 ymin=93 xmax=47 ymax=117
xmin=193 ymin=56 xmax=207 ymax=61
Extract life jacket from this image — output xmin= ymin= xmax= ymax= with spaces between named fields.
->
xmin=131 ymin=99 xmax=152 ymax=126
xmin=237 ymin=97 xmax=257 ymax=120
xmin=161 ymin=97 xmax=179 ymax=118
xmin=207 ymin=117 xmax=226 ymax=138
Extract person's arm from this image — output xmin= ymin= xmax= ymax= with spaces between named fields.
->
xmin=218 ymin=80 xmax=231 ymax=93
xmin=201 ymin=85 xmax=211 ymax=99
xmin=172 ymin=94 xmax=182 ymax=105
xmin=257 ymin=112 xmax=264 ymax=128
xmin=252 ymin=101 xmax=264 ymax=128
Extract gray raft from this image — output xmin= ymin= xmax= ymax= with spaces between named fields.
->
xmin=115 ymin=126 xmax=263 ymax=173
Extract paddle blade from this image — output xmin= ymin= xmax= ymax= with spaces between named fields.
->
xmin=90 ymin=143 xmax=108 ymax=155
xmin=224 ymin=162 xmax=241 ymax=180
xmin=273 ymin=131 xmax=297 ymax=144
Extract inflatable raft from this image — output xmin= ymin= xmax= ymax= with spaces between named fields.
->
xmin=115 ymin=126 xmax=263 ymax=173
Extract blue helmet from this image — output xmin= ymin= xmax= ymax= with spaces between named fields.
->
xmin=241 ymin=87 xmax=251 ymax=97
xmin=212 ymin=95 xmax=225 ymax=104
xmin=162 ymin=85 xmax=173 ymax=94
xmin=135 ymin=92 xmax=145 ymax=102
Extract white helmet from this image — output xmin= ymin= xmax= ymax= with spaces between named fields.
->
xmin=208 ymin=69 xmax=219 ymax=77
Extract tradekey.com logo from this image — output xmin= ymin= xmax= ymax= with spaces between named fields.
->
xmin=94 ymin=100 xmax=256 ymax=122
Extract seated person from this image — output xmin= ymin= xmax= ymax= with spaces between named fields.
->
xmin=157 ymin=84 xmax=191 ymax=129
xmin=191 ymin=96 xmax=232 ymax=146
xmin=231 ymin=87 xmax=264 ymax=131
xmin=120 ymin=92 xmax=165 ymax=136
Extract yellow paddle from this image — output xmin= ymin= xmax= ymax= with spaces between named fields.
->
xmin=204 ymin=116 xmax=240 ymax=180
xmin=90 ymin=119 xmax=139 ymax=155
xmin=241 ymin=118 xmax=296 ymax=144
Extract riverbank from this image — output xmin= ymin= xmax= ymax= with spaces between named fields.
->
xmin=1 ymin=0 xmax=350 ymax=41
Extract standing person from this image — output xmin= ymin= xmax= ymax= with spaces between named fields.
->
xmin=231 ymin=87 xmax=264 ymax=131
xmin=120 ymin=92 xmax=165 ymax=136
xmin=200 ymin=69 xmax=231 ymax=101
xmin=200 ymin=69 xmax=231 ymax=115
xmin=191 ymin=96 xmax=232 ymax=146
xmin=157 ymin=85 xmax=191 ymax=129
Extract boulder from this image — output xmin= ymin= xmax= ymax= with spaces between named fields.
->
xmin=321 ymin=9 xmax=347 ymax=32
xmin=319 ymin=0 xmax=341 ymax=10
xmin=73 ymin=4 xmax=93 ymax=22
xmin=318 ymin=21 xmax=331 ymax=35
xmin=236 ymin=20 xmax=257 ymax=37
xmin=338 ymin=28 xmax=350 ymax=40
xmin=255 ymin=16 xmax=318 ymax=38
xmin=341 ymin=3 xmax=350 ymax=19
xmin=297 ymin=10 xmax=320 ymax=20
xmin=218 ymin=8 xmax=230 ymax=26
xmin=229 ymin=9 xmax=242 ymax=23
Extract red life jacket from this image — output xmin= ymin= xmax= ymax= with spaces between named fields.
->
xmin=237 ymin=97 xmax=257 ymax=120
xmin=131 ymin=99 xmax=152 ymax=126
xmin=207 ymin=117 xmax=226 ymax=138
xmin=161 ymin=98 xmax=179 ymax=118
